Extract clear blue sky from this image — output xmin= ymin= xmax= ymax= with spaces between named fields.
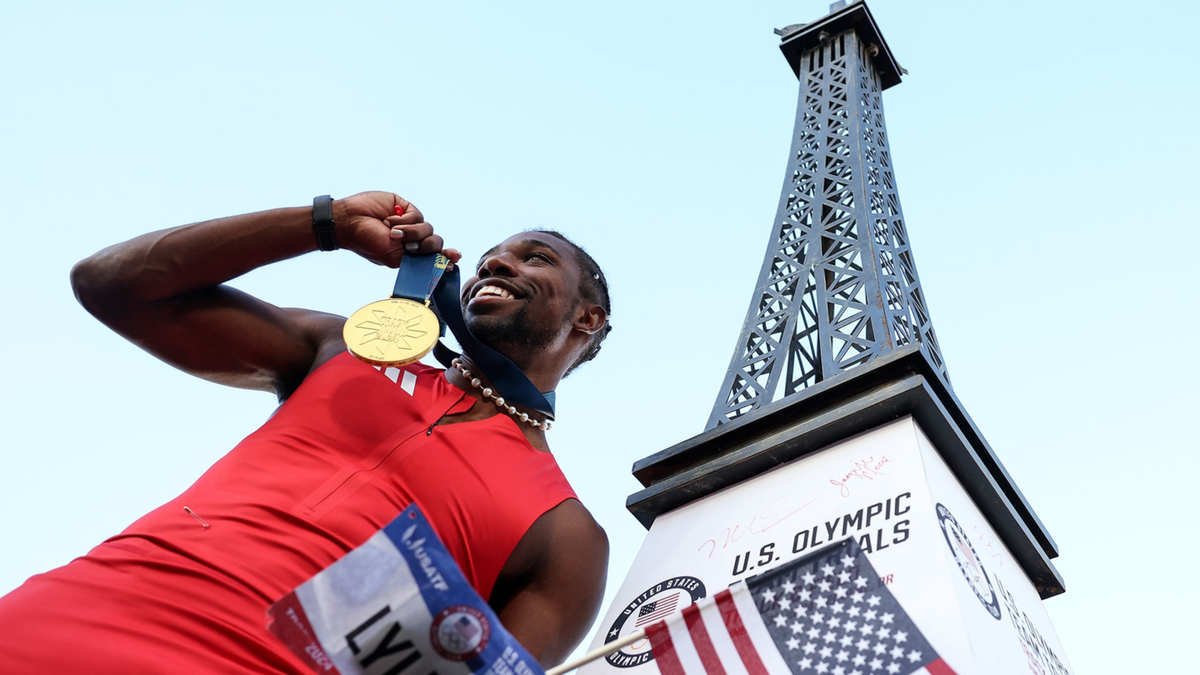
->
xmin=2 ymin=1 xmax=1195 ymax=672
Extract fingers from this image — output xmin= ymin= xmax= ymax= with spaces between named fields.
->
xmin=383 ymin=197 xmax=426 ymax=240
xmin=387 ymin=220 xmax=433 ymax=245
xmin=413 ymin=234 xmax=444 ymax=255
xmin=391 ymin=196 xmax=423 ymax=224
xmin=381 ymin=220 xmax=445 ymax=254
xmin=387 ymin=198 xmax=448 ymax=257
xmin=340 ymin=191 xmax=422 ymax=223
xmin=342 ymin=192 xmax=455 ymax=266
xmin=377 ymin=235 xmax=445 ymax=268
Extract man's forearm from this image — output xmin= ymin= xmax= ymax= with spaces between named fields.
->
xmin=71 ymin=205 xmax=318 ymax=314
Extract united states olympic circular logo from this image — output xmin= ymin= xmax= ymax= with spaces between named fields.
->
xmin=937 ymin=503 xmax=1002 ymax=620
xmin=603 ymin=576 xmax=706 ymax=668
xmin=430 ymin=605 xmax=490 ymax=661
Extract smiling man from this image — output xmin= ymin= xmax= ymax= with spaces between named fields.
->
xmin=0 ymin=192 xmax=611 ymax=673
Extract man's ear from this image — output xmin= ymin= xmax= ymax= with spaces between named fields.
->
xmin=573 ymin=304 xmax=607 ymax=335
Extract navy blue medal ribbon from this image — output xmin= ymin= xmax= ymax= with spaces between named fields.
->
xmin=390 ymin=254 xmax=555 ymax=418
xmin=390 ymin=252 xmax=450 ymax=304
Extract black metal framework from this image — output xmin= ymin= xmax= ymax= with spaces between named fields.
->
xmin=708 ymin=3 xmax=947 ymax=429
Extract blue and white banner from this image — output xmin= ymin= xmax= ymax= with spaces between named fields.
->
xmin=269 ymin=505 xmax=544 ymax=675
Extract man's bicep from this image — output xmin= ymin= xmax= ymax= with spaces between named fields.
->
xmin=497 ymin=503 xmax=609 ymax=667
xmin=111 ymin=285 xmax=343 ymax=395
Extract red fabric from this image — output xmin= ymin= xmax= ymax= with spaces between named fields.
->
xmin=925 ymin=657 xmax=959 ymax=675
xmin=0 ymin=354 xmax=576 ymax=674
xmin=682 ymin=603 xmax=726 ymax=675
xmin=714 ymin=590 xmax=768 ymax=675
xmin=645 ymin=621 xmax=684 ymax=675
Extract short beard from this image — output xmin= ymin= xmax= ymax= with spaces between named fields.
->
xmin=465 ymin=303 xmax=559 ymax=370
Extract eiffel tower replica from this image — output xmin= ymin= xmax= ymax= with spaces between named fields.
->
xmin=706 ymin=0 xmax=946 ymax=430
xmin=582 ymin=3 xmax=1072 ymax=672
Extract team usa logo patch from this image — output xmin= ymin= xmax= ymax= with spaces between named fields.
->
xmin=603 ymin=576 xmax=707 ymax=668
xmin=430 ymin=605 xmax=490 ymax=661
xmin=936 ymin=503 xmax=1002 ymax=620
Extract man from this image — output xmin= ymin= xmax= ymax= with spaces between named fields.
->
xmin=0 ymin=191 xmax=611 ymax=673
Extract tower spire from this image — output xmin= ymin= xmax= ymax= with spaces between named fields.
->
xmin=708 ymin=1 xmax=947 ymax=429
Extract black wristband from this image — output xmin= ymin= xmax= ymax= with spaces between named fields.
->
xmin=312 ymin=195 xmax=337 ymax=251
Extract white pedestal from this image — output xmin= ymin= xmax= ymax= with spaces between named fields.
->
xmin=583 ymin=418 xmax=1071 ymax=675
xmin=582 ymin=349 xmax=1071 ymax=675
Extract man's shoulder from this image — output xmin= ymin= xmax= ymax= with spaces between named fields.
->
xmin=547 ymin=498 xmax=605 ymax=537
xmin=490 ymin=497 xmax=610 ymax=661
xmin=500 ymin=499 xmax=606 ymax=580
xmin=528 ymin=499 xmax=608 ymax=564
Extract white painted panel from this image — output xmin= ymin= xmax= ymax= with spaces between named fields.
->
xmin=914 ymin=425 xmax=1073 ymax=675
xmin=583 ymin=418 xmax=974 ymax=675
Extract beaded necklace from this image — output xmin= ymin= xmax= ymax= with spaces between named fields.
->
xmin=451 ymin=358 xmax=552 ymax=431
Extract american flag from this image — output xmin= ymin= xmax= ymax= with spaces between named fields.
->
xmin=636 ymin=592 xmax=682 ymax=628
xmin=644 ymin=539 xmax=956 ymax=675
xmin=455 ymin=615 xmax=480 ymax=642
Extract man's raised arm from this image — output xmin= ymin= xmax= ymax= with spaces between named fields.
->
xmin=70 ymin=192 xmax=457 ymax=398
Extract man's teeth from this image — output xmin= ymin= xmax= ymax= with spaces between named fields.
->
xmin=476 ymin=286 xmax=514 ymax=300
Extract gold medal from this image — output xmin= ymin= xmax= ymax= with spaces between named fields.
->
xmin=343 ymin=297 xmax=440 ymax=367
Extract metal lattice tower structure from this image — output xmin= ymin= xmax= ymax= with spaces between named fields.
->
xmin=708 ymin=1 xmax=948 ymax=430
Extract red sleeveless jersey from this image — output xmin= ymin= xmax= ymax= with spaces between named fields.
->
xmin=0 ymin=353 xmax=577 ymax=673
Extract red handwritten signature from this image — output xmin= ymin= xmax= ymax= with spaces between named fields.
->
xmin=973 ymin=524 xmax=1005 ymax=566
xmin=696 ymin=495 xmax=819 ymax=558
xmin=829 ymin=456 xmax=890 ymax=497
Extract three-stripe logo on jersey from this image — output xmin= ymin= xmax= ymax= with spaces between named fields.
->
xmin=374 ymin=365 xmax=418 ymax=395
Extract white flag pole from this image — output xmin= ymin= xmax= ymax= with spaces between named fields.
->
xmin=545 ymin=629 xmax=647 ymax=675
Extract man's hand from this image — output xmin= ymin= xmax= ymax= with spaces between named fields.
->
xmin=333 ymin=192 xmax=461 ymax=268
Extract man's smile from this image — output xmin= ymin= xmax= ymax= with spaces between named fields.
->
xmin=475 ymin=285 xmax=515 ymax=300
xmin=466 ymin=278 xmax=525 ymax=307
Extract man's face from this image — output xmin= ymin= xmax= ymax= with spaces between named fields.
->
xmin=461 ymin=233 xmax=585 ymax=365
